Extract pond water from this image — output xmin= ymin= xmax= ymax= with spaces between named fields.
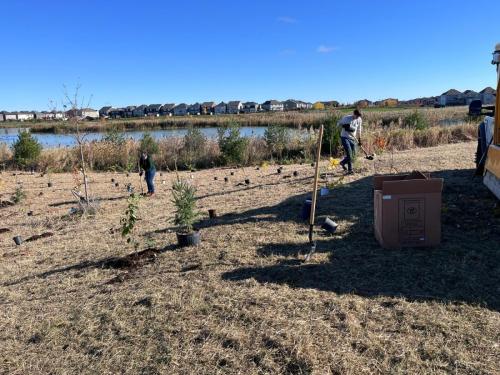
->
xmin=0 ymin=126 xmax=268 ymax=149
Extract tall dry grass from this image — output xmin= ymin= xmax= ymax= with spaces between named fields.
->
xmin=3 ymin=122 xmax=476 ymax=173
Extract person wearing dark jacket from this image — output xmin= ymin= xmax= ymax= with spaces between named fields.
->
xmin=139 ymin=151 xmax=156 ymax=196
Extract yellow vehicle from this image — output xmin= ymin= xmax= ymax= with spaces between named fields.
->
xmin=481 ymin=43 xmax=500 ymax=199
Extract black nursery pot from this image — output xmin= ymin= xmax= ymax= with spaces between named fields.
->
xmin=115 ymin=182 xmax=119 ymax=187
xmin=176 ymin=231 xmax=201 ymax=247
xmin=214 ymin=176 xmax=218 ymax=181
xmin=245 ymin=179 xmax=250 ymax=185
xmin=13 ymin=236 xmax=23 ymax=246
xmin=111 ymin=178 xmax=115 ymax=183
xmin=208 ymin=209 xmax=217 ymax=218
xmin=277 ymin=168 xmax=282 ymax=174
xmin=293 ymin=171 xmax=299 ymax=177
xmin=47 ymin=182 xmax=53 ymax=188
xmin=224 ymin=177 xmax=229 ymax=182
xmin=230 ymin=172 xmax=235 ymax=176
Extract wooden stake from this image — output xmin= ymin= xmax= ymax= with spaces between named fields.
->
xmin=305 ymin=124 xmax=324 ymax=261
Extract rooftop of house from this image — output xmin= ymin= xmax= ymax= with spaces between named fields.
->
xmin=201 ymin=102 xmax=215 ymax=107
xmin=228 ymin=101 xmax=242 ymax=106
xmin=480 ymin=87 xmax=496 ymax=94
xmin=441 ymin=89 xmax=462 ymax=96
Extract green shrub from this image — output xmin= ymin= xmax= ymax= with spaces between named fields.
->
xmin=12 ymin=185 xmax=26 ymax=204
xmin=102 ymin=125 xmax=126 ymax=145
xmin=217 ymin=123 xmax=248 ymax=165
xmin=264 ymin=124 xmax=290 ymax=160
xmin=11 ymin=131 xmax=42 ymax=168
xmin=404 ymin=111 xmax=428 ymax=130
xmin=172 ymin=179 xmax=200 ymax=233
xmin=139 ymin=132 xmax=159 ymax=155
xmin=322 ymin=115 xmax=342 ymax=156
xmin=183 ymin=126 xmax=206 ymax=168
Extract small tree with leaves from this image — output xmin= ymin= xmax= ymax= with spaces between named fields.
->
xmin=120 ymin=193 xmax=142 ymax=251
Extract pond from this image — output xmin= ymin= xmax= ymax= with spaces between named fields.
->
xmin=0 ymin=126 xmax=269 ymax=149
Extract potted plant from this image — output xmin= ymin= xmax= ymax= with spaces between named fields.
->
xmin=172 ymin=178 xmax=201 ymax=247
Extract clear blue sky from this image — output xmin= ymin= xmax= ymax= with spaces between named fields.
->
xmin=0 ymin=0 xmax=499 ymax=111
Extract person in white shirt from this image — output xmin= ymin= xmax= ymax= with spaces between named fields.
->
xmin=337 ymin=109 xmax=363 ymax=174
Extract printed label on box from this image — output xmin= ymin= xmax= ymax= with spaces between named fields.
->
xmin=398 ymin=198 xmax=425 ymax=245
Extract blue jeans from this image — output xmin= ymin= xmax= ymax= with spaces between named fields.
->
xmin=145 ymin=169 xmax=156 ymax=193
xmin=341 ymin=137 xmax=356 ymax=171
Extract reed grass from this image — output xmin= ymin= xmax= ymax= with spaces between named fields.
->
xmin=0 ymin=121 xmax=476 ymax=173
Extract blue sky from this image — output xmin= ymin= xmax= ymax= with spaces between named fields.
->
xmin=0 ymin=0 xmax=499 ymax=111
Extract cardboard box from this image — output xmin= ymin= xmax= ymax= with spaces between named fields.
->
xmin=373 ymin=172 xmax=443 ymax=249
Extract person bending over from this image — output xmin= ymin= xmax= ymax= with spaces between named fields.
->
xmin=338 ymin=109 xmax=363 ymax=174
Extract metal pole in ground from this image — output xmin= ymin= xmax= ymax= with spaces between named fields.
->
xmin=305 ymin=124 xmax=324 ymax=262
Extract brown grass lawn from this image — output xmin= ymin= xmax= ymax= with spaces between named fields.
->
xmin=0 ymin=142 xmax=499 ymax=374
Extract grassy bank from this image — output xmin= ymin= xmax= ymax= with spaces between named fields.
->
xmin=0 ymin=107 xmax=471 ymax=134
xmin=0 ymin=121 xmax=477 ymax=173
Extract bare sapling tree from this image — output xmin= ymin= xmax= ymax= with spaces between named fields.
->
xmin=63 ymin=84 xmax=94 ymax=210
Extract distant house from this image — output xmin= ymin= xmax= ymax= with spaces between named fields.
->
xmin=480 ymin=87 xmax=496 ymax=105
xmin=438 ymin=89 xmax=463 ymax=106
xmin=145 ymin=104 xmax=162 ymax=117
xmin=214 ymin=102 xmax=227 ymax=115
xmin=173 ymin=103 xmax=188 ymax=116
xmin=34 ymin=111 xmax=56 ymax=120
xmin=16 ymin=112 xmax=35 ymax=121
xmin=125 ymin=106 xmax=136 ymax=117
xmin=109 ymin=108 xmax=125 ymax=119
xmin=132 ymin=105 xmax=147 ymax=117
xmin=227 ymin=101 xmax=243 ymax=114
xmin=312 ymin=102 xmax=325 ymax=110
xmin=298 ymin=101 xmax=313 ymax=110
xmin=321 ymin=100 xmax=339 ymax=108
xmin=160 ymin=103 xmax=175 ymax=116
xmin=355 ymin=99 xmax=372 ymax=108
xmin=284 ymin=99 xmax=301 ymax=111
xmin=4 ymin=112 xmax=17 ymax=121
xmin=200 ymin=102 xmax=215 ymax=115
xmin=242 ymin=102 xmax=260 ymax=113
xmin=262 ymin=100 xmax=284 ymax=112
xmin=188 ymin=103 xmax=201 ymax=115
xmin=0 ymin=112 xmax=4 ymax=121
xmin=377 ymin=98 xmax=399 ymax=107
xmin=462 ymin=90 xmax=480 ymax=105
xmin=99 ymin=106 xmax=113 ymax=117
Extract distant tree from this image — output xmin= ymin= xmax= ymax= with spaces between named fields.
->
xmin=139 ymin=132 xmax=159 ymax=155
xmin=11 ymin=131 xmax=42 ymax=168
xmin=264 ymin=124 xmax=290 ymax=160
xmin=217 ymin=123 xmax=248 ymax=165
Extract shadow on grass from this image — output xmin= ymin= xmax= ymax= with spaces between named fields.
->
xmin=3 ymin=245 xmax=177 ymax=287
xmin=222 ymin=168 xmax=500 ymax=311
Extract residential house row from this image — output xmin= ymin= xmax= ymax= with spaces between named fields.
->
xmin=98 ymin=99 xmax=314 ymax=119
xmin=438 ymin=87 xmax=496 ymax=106
xmin=0 ymin=110 xmax=67 ymax=122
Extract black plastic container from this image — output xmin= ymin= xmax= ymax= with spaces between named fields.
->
xmin=176 ymin=231 xmax=201 ymax=247
xmin=13 ymin=236 xmax=23 ymax=246
xmin=300 ymin=199 xmax=312 ymax=220
xmin=208 ymin=209 xmax=217 ymax=219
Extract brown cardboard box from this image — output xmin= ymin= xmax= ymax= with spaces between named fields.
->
xmin=373 ymin=172 xmax=443 ymax=249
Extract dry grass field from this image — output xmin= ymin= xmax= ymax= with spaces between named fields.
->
xmin=1 ymin=142 xmax=499 ymax=374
